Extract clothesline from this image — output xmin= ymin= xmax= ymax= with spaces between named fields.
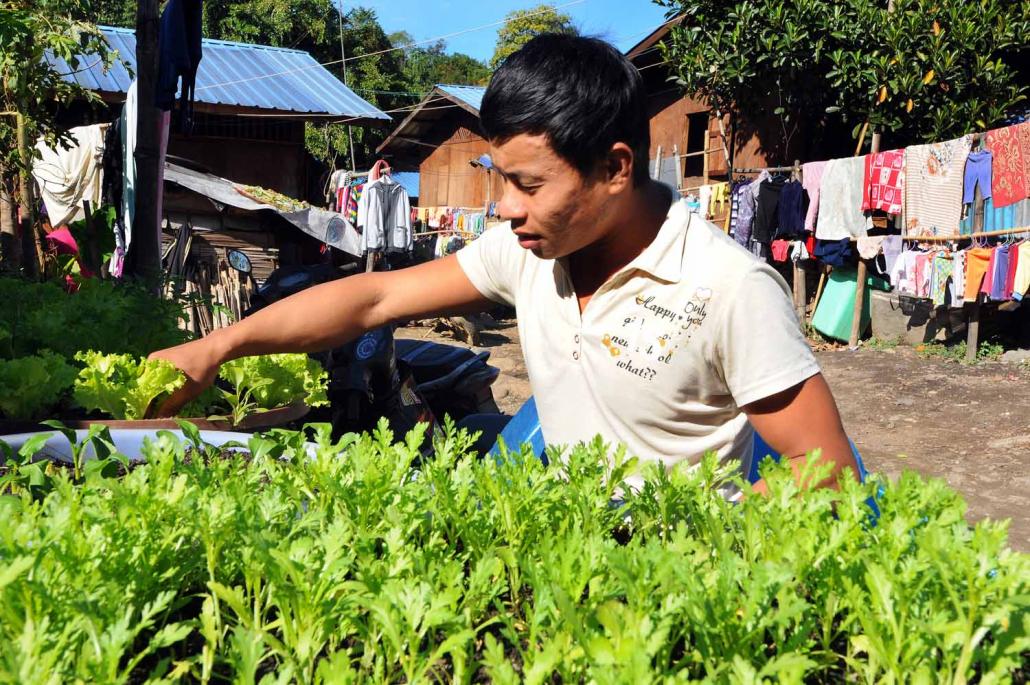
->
xmin=900 ymin=226 xmax=1030 ymax=242
xmin=732 ymin=164 xmax=801 ymax=174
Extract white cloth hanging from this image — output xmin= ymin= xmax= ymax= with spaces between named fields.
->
xmin=31 ymin=124 xmax=107 ymax=228
xmin=357 ymin=175 xmax=412 ymax=253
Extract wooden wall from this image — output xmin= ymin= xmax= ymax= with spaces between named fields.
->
xmin=417 ymin=126 xmax=503 ymax=209
xmin=169 ymin=120 xmax=307 ymax=199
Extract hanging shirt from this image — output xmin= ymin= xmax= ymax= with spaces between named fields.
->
xmin=888 ymin=250 xmax=919 ymax=296
xmin=1004 ymin=244 xmax=1020 ymax=300
xmin=951 ymin=250 xmax=966 ymax=307
xmin=735 ymin=171 xmax=769 ymax=247
xmin=1011 ymin=242 xmax=1030 ymax=301
xmin=801 ymin=161 xmax=827 ymax=232
xmin=862 ymin=149 xmax=905 ymax=215
xmin=753 ymin=177 xmax=786 ymax=243
xmin=457 ymin=197 xmax=820 ymax=494
xmin=913 ymin=252 xmax=933 ymax=298
xmin=357 ymin=176 xmax=412 ymax=253
xmin=903 ymin=136 xmax=972 ymax=236
xmin=964 ymin=248 xmax=993 ymax=301
xmin=989 ymin=245 xmax=1012 ymax=301
xmin=930 ymin=253 xmax=953 ymax=307
xmin=776 ymin=180 xmax=806 ymax=238
xmin=816 ymin=156 xmax=869 ymax=241
xmin=985 ymin=123 xmax=1029 ymax=208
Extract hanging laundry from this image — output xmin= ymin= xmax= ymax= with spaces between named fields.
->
xmin=156 ymin=0 xmax=203 ymax=131
xmin=801 ymin=161 xmax=826 ymax=232
xmin=734 ymin=171 xmax=768 ymax=247
xmin=856 ymin=235 xmax=887 ymax=260
xmin=985 ymin=122 xmax=1029 ymax=208
xmin=1011 ymin=242 xmax=1030 ymax=300
xmin=963 ymin=149 xmax=993 ymax=204
xmin=862 ymin=149 xmax=905 ymax=215
xmin=903 ymin=135 xmax=972 ymax=236
xmin=753 ymin=176 xmax=786 ymax=243
xmin=31 ymin=124 xmax=107 ymax=229
xmin=988 ymin=245 xmax=1012 ymax=301
xmin=814 ymin=238 xmax=853 ymax=268
xmin=888 ymin=249 xmax=919 ymax=295
xmin=963 ymin=247 xmax=992 ymax=301
xmin=951 ymin=250 xmax=965 ymax=307
xmin=929 ymin=252 xmax=953 ymax=307
xmin=1004 ymin=244 xmax=1020 ymax=301
xmin=357 ymin=175 xmax=412 ymax=253
xmin=775 ymin=180 xmax=805 ymax=238
xmin=816 ymin=156 xmax=868 ymax=240
xmin=728 ymin=181 xmax=747 ymax=237
xmin=881 ymin=235 xmax=904 ymax=276
xmin=789 ymin=240 xmax=810 ymax=262
xmin=770 ymin=239 xmax=791 ymax=262
xmin=698 ymin=185 xmax=713 ymax=219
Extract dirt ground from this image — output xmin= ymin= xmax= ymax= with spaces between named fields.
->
xmin=397 ymin=321 xmax=1030 ymax=551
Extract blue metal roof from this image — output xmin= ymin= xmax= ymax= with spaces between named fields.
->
xmin=436 ymin=84 xmax=485 ymax=113
xmin=49 ymin=26 xmax=390 ymax=121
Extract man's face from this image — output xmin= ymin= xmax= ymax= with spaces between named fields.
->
xmin=490 ymin=133 xmax=614 ymax=260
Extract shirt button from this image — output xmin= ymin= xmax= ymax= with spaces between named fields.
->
xmin=572 ymin=351 xmax=580 ymax=360
xmin=574 ymin=334 xmax=580 ymax=344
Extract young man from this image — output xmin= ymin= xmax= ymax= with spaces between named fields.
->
xmin=152 ymin=35 xmax=857 ymax=493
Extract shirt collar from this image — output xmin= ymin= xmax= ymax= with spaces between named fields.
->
xmin=619 ymin=196 xmax=692 ymax=284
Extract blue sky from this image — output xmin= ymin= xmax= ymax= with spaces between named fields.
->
xmin=354 ymin=0 xmax=670 ymax=62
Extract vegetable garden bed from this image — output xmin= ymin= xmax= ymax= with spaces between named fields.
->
xmin=0 ymin=424 xmax=1026 ymax=683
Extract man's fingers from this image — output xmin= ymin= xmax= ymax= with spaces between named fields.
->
xmin=152 ymin=384 xmax=192 ymax=419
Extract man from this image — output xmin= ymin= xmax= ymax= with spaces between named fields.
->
xmin=152 ymin=35 xmax=858 ymax=494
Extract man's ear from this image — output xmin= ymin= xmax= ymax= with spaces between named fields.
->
xmin=605 ymin=142 xmax=636 ymax=193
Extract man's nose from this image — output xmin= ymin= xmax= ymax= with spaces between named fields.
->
xmin=497 ymin=188 xmax=527 ymax=222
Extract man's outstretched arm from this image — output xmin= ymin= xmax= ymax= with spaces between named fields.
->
xmin=149 ymin=254 xmax=492 ymax=416
xmin=743 ymin=373 xmax=859 ymax=493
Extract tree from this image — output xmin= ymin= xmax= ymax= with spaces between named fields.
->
xmin=490 ymin=4 xmax=578 ymax=70
xmin=0 ymin=2 xmax=116 ymax=269
xmin=656 ymin=0 xmax=1029 ymax=157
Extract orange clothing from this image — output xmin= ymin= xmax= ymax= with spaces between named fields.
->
xmin=963 ymin=248 xmax=993 ymax=301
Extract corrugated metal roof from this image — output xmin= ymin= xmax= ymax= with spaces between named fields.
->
xmin=436 ymin=84 xmax=485 ymax=113
xmin=49 ymin=26 xmax=390 ymax=121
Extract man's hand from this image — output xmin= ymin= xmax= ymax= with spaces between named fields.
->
xmin=743 ymin=373 xmax=857 ymax=494
xmin=148 ymin=335 xmax=227 ymax=418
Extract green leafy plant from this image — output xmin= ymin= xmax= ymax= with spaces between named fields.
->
xmin=0 ymin=425 xmax=1026 ymax=682
xmin=0 ymin=351 xmax=77 ymax=420
xmin=219 ymin=353 xmax=329 ymax=410
xmin=0 ymin=276 xmax=188 ymax=360
xmin=72 ymin=351 xmax=186 ymax=420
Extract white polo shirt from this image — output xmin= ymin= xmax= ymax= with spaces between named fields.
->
xmin=457 ymin=198 xmax=820 ymax=489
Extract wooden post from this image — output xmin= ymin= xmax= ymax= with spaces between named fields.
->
xmin=848 ymin=129 xmax=879 ymax=348
xmin=130 ymin=0 xmax=163 ymax=283
xmin=966 ymin=292 xmax=982 ymax=363
xmin=794 ymin=262 xmax=807 ymax=327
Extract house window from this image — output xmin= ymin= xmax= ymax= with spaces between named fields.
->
xmin=684 ymin=112 xmax=708 ymax=178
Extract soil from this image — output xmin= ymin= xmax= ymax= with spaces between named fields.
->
xmin=397 ymin=321 xmax=1030 ymax=552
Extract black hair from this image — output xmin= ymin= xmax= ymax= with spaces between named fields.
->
xmin=480 ymin=34 xmax=651 ymax=185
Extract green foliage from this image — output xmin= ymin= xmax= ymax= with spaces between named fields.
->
xmin=915 ymin=339 xmax=1006 ymax=365
xmin=865 ymin=335 xmax=902 ymax=351
xmin=72 ymin=352 xmax=186 ymax=420
xmin=219 ymin=353 xmax=329 ymax=410
xmin=657 ymin=0 xmax=1029 ymax=152
xmin=490 ymin=3 xmax=578 ymax=69
xmin=0 ymin=351 xmax=76 ymax=420
xmin=0 ymin=276 xmax=188 ymax=360
xmin=0 ymin=426 xmax=1026 ymax=681
xmin=0 ymin=1 xmax=119 ymax=172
